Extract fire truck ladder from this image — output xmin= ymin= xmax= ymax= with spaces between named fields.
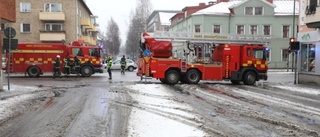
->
xmin=9 ymin=52 xmax=14 ymax=72
xmin=143 ymin=31 xmax=272 ymax=45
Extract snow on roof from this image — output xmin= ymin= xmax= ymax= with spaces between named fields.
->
xmin=274 ymin=0 xmax=299 ymax=15
xmin=192 ymin=0 xmax=299 ymax=16
xmin=193 ymin=0 xmax=242 ymax=15
xmin=159 ymin=12 xmax=177 ymax=26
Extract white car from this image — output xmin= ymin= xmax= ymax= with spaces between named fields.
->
xmin=109 ymin=59 xmax=137 ymax=72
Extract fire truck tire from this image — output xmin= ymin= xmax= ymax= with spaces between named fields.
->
xmin=81 ymin=66 xmax=92 ymax=77
xmin=27 ymin=66 xmax=41 ymax=77
xmin=165 ymin=70 xmax=180 ymax=84
xmin=159 ymin=78 xmax=167 ymax=84
xmin=243 ymin=71 xmax=256 ymax=85
xmin=186 ymin=69 xmax=200 ymax=84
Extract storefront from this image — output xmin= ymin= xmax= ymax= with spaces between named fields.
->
xmin=297 ymin=30 xmax=320 ymax=85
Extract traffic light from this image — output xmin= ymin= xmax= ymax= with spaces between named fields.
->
xmin=289 ymin=37 xmax=300 ymax=50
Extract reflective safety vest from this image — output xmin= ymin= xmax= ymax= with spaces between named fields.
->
xmin=64 ymin=58 xmax=70 ymax=68
xmin=106 ymin=60 xmax=112 ymax=69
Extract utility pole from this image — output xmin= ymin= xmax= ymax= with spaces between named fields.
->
xmin=293 ymin=0 xmax=297 ymax=84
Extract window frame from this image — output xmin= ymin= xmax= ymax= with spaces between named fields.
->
xmin=281 ymin=48 xmax=291 ymax=62
xmin=212 ymin=25 xmax=221 ymax=34
xmin=20 ymin=2 xmax=31 ymax=12
xmin=45 ymin=23 xmax=63 ymax=31
xmin=249 ymin=25 xmax=258 ymax=35
xmin=282 ymin=25 xmax=290 ymax=38
xmin=44 ymin=3 xmax=62 ymax=12
xmin=237 ymin=25 xmax=245 ymax=34
xmin=245 ymin=7 xmax=263 ymax=15
xmin=194 ymin=25 xmax=201 ymax=33
xmin=20 ymin=23 xmax=31 ymax=33
xmin=263 ymin=25 xmax=271 ymax=35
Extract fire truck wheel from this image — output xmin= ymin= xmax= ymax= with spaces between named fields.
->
xmin=165 ymin=70 xmax=180 ymax=84
xmin=27 ymin=66 xmax=41 ymax=77
xmin=81 ymin=66 xmax=92 ymax=77
xmin=159 ymin=78 xmax=167 ymax=84
xmin=243 ymin=71 xmax=256 ymax=85
xmin=186 ymin=69 xmax=200 ymax=84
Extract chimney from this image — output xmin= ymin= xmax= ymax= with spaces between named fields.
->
xmin=217 ymin=0 xmax=229 ymax=3
xmin=199 ymin=3 xmax=206 ymax=6
xmin=266 ymin=0 xmax=273 ymax=3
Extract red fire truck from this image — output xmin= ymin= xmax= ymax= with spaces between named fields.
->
xmin=137 ymin=32 xmax=271 ymax=85
xmin=5 ymin=40 xmax=104 ymax=77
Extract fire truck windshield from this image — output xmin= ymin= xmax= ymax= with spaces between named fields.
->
xmin=253 ymin=49 xmax=265 ymax=60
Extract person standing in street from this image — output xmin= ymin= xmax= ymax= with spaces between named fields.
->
xmin=64 ymin=55 xmax=71 ymax=77
xmin=53 ymin=55 xmax=61 ymax=78
xmin=120 ymin=55 xmax=127 ymax=74
xmin=74 ymin=56 xmax=81 ymax=76
xmin=106 ymin=56 xmax=113 ymax=80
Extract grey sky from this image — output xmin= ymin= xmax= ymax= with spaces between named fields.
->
xmin=85 ymin=0 xmax=210 ymax=44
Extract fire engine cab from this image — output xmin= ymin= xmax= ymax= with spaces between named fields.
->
xmin=137 ymin=31 xmax=271 ymax=85
xmin=5 ymin=40 xmax=104 ymax=77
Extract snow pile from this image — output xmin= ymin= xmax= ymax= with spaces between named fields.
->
xmin=126 ymin=84 xmax=206 ymax=137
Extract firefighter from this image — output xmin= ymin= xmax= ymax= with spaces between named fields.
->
xmin=74 ymin=56 xmax=81 ymax=76
xmin=106 ymin=56 xmax=113 ymax=80
xmin=120 ymin=55 xmax=127 ymax=74
xmin=64 ymin=55 xmax=71 ymax=77
xmin=53 ymin=55 xmax=61 ymax=78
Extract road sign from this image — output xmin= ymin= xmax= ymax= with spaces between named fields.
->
xmin=3 ymin=27 xmax=16 ymax=38
xmin=143 ymin=49 xmax=151 ymax=56
xmin=3 ymin=38 xmax=18 ymax=50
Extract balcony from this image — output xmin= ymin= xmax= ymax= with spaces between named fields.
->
xmin=39 ymin=12 xmax=65 ymax=21
xmin=81 ymin=18 xmax=91 ymax=26
xmin=40 ymin=31 xmax=66 ymax=42
xmin=305 ymin=5 xmax=320 ymax=28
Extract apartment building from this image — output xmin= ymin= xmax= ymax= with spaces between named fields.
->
xmin=297 ymin=0 xmax=320 ymax=85
xmin=170 ymin=0 xmax=299 ymax=69
xmin=7 ymin=0 xmax=98 ymax=45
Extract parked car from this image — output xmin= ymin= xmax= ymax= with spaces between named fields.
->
xmin=110 ymin=59 xmax=137 ymax=72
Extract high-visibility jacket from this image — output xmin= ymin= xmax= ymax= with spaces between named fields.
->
xmin=106 ymin=59 xmax=112 ymax=69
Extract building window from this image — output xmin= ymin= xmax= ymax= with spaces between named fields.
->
xmin=282 ymin=25 xmax=290 ymax=38
xmin=21 ymin=23 xmax=31 ymax=33
xmin=237 ymin=25 xmax=244 ymax=34
xmin=245 ymin=7 xmax=263 ymax=15
xmin=263 ymin=25 xmax=271 ymax=35
xmin=1 ymin=23 xmax=4 ymax=31
xmin=301 ymin=43 xmax=315 ymax=72
xmin=250 ymin=25 xmax=257 ymax=35
xmin=45 ymin=23 xmax=63 ymax=31
xmin=213 ymin=25 xmax=221 ymax=34
xmin=194 ymin=25 xmax=201 ymax=33
xmin=44 ymin=3 xmax=62 ymax=12
xmin=20 ymin=2 xmax=31 ymax=12
xmin=282 ymin=49 xmax=290 ymax=62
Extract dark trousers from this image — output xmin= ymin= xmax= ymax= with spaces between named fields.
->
xmin=53 ymin=67 xmax=61 ymax=77
xmin=121 ymin=66 xmax=125 ymax=73
xmin=64 ymin=67 xmax=70 ymax=75
xmin=107 ymin=68 xmax=112 ymax=78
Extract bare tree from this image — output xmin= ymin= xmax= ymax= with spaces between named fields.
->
xmin=106 ymin=17 xmax=121 ymax=57
xmin=125 ymin=0 xmax=152 ymax=60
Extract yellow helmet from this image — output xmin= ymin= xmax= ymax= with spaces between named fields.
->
xmin=108 ymin=56 xmax=113 ymax=59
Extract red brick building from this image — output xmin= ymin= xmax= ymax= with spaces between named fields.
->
xmin=0 ymin=0 xmax=16 ymax=61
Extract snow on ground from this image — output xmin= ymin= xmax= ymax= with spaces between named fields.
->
xmin=126 ymin=84 xmax=206 ymax=137
xmin=269 ymin=85 xmax=320 ymax=95
xmin=0 ymin=84 xmax=42 ymax=123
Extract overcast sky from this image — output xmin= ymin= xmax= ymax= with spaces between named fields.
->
xmin=85 ymin=0 xmax=210 ymax=45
